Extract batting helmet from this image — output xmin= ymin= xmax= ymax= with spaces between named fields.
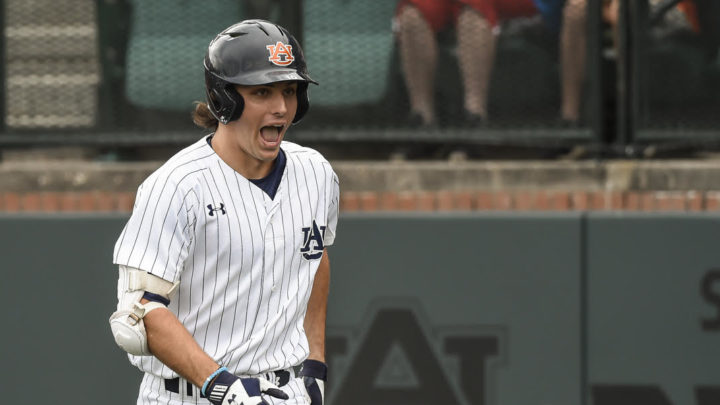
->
xmin=204 ymin=19 xmax=318 ymax=125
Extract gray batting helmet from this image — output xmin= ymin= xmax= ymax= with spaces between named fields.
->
xmin=204 ymin=19 xmax=318 ymax=125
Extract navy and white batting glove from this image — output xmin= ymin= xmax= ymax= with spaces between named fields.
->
xmin=299 ymin=360 xmax=327 ymax=405
xmin=202 ymin=367 xmax=289 ymax=405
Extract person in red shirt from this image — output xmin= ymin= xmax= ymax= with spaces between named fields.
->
xmin=396 ymin=0 xmax=588 ymax=127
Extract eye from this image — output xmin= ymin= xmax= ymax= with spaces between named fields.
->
xmin=252 ymin=88 xmax=269 ymax=96
xmin=283 ymin=87 xmax=296 ymax=96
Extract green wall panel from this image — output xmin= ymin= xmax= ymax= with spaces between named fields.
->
xmin=587 ymin=213 xmax=720 ymax=405
xmin=7 ymin=212 xmax=717 ymax=405
xmin=0 ymin=215 xmax=138 ymax=404
xmin=325 ymin=213 xmax=583 ymax=405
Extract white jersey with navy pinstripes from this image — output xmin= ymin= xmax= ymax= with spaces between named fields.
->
xmin=113 ymin=135 xmax=339 ymax=379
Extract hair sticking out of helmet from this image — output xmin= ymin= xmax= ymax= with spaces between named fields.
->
xmin=202 ymin=20 xmax=318 ymax=125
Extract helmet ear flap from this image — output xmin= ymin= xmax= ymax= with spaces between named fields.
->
xmin=218 ymin=85 xmax=244 ymax=123
xmin=293 ymin=81 xmax=310 ymax=124
xmin=205 ymin=69 xmax=244 ymax=124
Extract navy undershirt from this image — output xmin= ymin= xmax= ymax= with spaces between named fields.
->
xmin=206 ymin=135 xmax=286 ymax=199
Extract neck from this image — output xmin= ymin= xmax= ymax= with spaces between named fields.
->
xmin=212 ymin=126 xmax=275 ymax=179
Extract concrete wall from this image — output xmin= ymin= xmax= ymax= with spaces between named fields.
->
xmin=0 ymin=213 xmax=717 ymax=405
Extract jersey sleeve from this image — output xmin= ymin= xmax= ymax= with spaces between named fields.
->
xmin=113 ymin=174 xmax=196 ymax=282
xmin=323 ymin=170 xmax=340 ymax=246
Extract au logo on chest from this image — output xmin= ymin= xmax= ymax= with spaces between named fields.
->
xmin=301 ymin=219 xmax=326 ymax=260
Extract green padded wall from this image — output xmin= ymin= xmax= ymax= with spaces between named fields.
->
xmin=2 ymin=213 xmax=718 ymax=405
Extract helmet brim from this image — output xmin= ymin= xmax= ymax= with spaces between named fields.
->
xmin=223 ymin=69 xmax=318 ymax=86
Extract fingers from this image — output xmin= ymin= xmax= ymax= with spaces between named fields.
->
xmin=257 ymin=377 xmax=290 ymax=400
xmin=303 ymin=377 xmax=324 ymax=405
xmin=264 ymin=387 xmax=290 ymax=400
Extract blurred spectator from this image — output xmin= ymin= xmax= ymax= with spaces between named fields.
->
xmin=602 ymin=0 xmax=719 ymax=81
xmin=689 ymin=0 xmax=720 ymax=62
xmin=395 ymin=0 xmax=587 ymax=127
xmin=604 ymin=0 xmax=720 ymax=51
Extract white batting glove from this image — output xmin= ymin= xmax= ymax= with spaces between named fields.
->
xmin=203 ymin=368 xmax=289 ymax=405
xmin=299 ymin=360 xmax=327 ymax=405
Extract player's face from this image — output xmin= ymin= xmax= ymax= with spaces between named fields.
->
xmin=231 ymin=81 xmax=298 ymax=163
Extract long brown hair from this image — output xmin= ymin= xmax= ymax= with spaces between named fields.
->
xmin=192 ymin=101 xmax=219 ymax=130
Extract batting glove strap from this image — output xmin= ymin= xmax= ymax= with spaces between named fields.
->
xmin=298 ymin=359 xmax=327 ymax=381
xmin=204 ymin=370 xmax=241 ymax=403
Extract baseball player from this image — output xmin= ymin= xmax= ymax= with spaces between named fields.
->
xmin=109 ymin=20 xmax=338 ymax=405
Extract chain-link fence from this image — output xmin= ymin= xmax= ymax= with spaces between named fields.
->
xmin=0 ymin=0 xmax=717 ymax=152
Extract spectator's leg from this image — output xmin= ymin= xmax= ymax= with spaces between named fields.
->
xmin=560 ymin=0 xmax=588 ymax=123
xmin=397 ymin=4 xmax=438 ymax=125
xmin=457 ymin=6 xmax=495 ymax=120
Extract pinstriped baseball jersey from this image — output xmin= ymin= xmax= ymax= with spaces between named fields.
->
xmin=113 ymin=135 xmax=339 ymax=379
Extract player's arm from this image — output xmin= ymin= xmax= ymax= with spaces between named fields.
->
xmin=109 ymin=266 xmax=218 ymax=386
xmin=139 ymin=299 xmax=219 ymax=387
xmin=109 ymin=267 xmax=287 ymax=405
xmin=132 ymin=301 xmax=287 ymax=404
xmin=305 ymin=248 xmax=330 ymax=362
xmin=299 ymin=248 xmax=330 ymax=405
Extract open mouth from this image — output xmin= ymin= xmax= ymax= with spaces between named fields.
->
xmin=260 ymin=124 xmax=284 ymax=144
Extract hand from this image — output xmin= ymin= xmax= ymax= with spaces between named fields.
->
xmin=204 ymin=369 xmax=289 ymax=405
xmin=299 ymin=360 xmax=327 ymax=405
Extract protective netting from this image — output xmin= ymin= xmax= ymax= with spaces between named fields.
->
xmin=2 ymin=0 xmax=592 ymax=136
xmin=1 ymin=0 xmax=718 ymax=146
xmin=634 ymin=0 xmax=720 ymax=134
xmin=123 ymin=0 xmax=242 ymax=112
xmin=5 ymin=0 xmax=100 ymax=128
xmin=301 ymin=0 xmax=590 ymax=131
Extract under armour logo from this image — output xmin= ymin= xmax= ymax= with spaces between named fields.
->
xmin=300 ymin=220 xmax=326 ymax=260
xmin=207 ymin=203 xmax=226 ymax=216
xmin=227 ymin=394 xmax=237 ymax=404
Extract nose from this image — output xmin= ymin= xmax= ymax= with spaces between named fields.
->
xmin=270 ymin=91 xmax=287 ymax=116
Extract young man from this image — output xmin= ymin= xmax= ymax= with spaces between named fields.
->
xmin=110 ymin=20 xmax=338 ymax=405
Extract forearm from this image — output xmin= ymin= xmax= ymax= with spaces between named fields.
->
xmin=141 ymin=298 xmax=219 ymax=387
xmin=304 ymin=249 xmax=330 ymax=362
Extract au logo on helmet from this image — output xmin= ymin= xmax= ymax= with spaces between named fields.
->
xmin=266 ymin=41 xmax=295 ymax=66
